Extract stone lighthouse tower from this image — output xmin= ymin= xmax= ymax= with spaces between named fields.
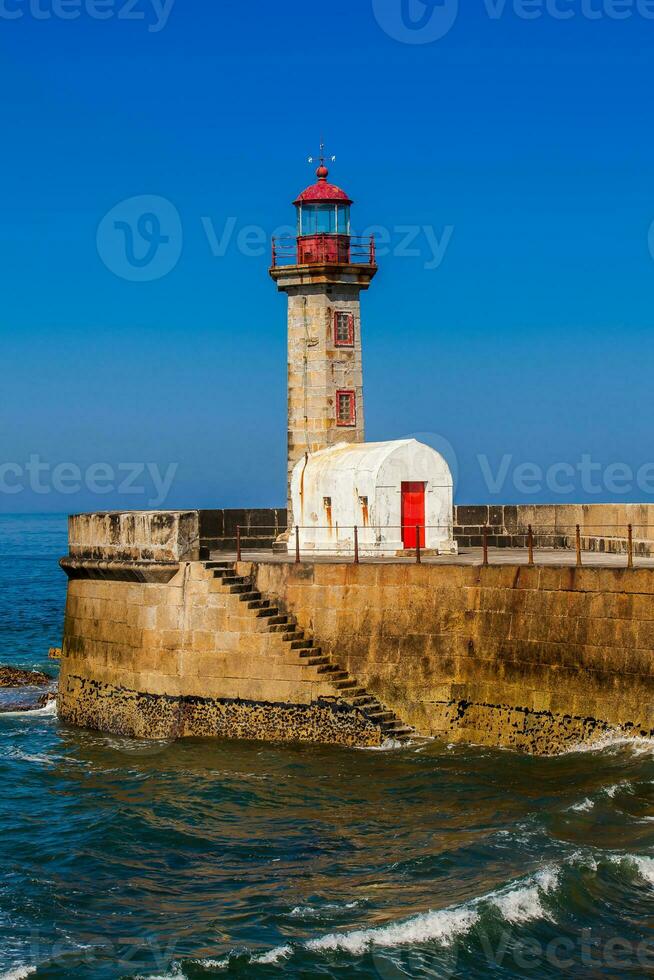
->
xmin=270 ymin=159 xmax=377 ymax=522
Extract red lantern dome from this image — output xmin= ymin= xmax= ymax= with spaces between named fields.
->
xmin=293 ymin=164 xmax=353 ymax=206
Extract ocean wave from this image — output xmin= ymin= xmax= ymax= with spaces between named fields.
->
xmin=489 ymin=868 xmax=560 ymax=925
xmin=201 ymin=864 xmax=565 ymax=971
xmin=0 ymin=968 xmax=36 ymax=980
xmin=306 ymin=905 xmax=478 ymax=956
xmin=610 ymin=854 xmax=654 ymax=885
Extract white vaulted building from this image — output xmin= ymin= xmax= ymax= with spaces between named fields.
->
xmin=289 ymin=439 xmax=456 ymax=558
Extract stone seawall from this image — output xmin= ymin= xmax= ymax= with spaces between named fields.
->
xmin=59 ymin=516 xmax=654 ymax=753
xmin=58 ymin=562 xmax=386 ymax=747
xmin=248 ymin=561 xmax=654 ymax=753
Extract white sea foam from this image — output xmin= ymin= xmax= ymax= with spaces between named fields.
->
xmin=290 ymin=900 xmax=361 ymax=918
xmin=565 ymin=849 xmax=598 ymax=871
xmin=0 ymin=700 xmax=57 ymax=719
xmin=197 ymin=946 xmax=292 ymax=970
xmin=252 ymin=945 xmax=292 ymax=964
xmin=605 ymin=781 xmax=633 ymax=798
xmin=489 ymin=868 xmax=559 ymax=925
xmin=306 ymin=906 xmax=479 ymax=956
xmin=561 ymin=733 xmax=654 ymax=756
xmin=0 ymin=968 xmax=37 ymax=980
xmin=570 ymin=798 xmax=595 ymax=812
xmin=358 ymin=739 xmax=407 ymax=752
xmin=133 ymin=966 xmax=185 ymax=980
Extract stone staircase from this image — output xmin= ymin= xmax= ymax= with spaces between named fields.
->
xmin=205 ymin=562 xmax=414 ymax=744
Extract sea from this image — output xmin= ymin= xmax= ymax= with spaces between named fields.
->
xmin=1 ymin=513 xmax=654 ymax=979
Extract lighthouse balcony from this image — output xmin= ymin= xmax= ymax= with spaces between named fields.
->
xmin=271 ymin=234 xmax=376 ymax=269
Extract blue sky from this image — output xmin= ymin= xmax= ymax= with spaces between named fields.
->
xmin=2 ymin=0 xmax=654 ymax=512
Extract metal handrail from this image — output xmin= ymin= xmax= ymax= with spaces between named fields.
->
xmin=271 ymin=234 xmax=376 ymax=267
xmin=231 ymin=522 xmax=650 ymax=569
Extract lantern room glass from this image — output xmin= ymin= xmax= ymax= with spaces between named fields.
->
xmin=297 ymin=204 xmax=350 ymax=236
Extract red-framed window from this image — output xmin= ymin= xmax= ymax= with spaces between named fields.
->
xmin=334 ymin=311 xmax=355 ymax=347
xmin=336 ymin=390 xmax=356 ymax=427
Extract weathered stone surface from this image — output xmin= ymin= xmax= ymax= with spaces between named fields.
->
xmin=58 ymin=673 xmax=380 ymax=746
xmin=250 ymin=560 xmax=654 ymax=754
xmin=276 ymin=276 xmax=370 ymax=521
xmin=58 ymin=562 xmax=387 ymax=747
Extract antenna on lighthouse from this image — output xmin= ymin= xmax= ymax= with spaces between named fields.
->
xmin=308 ymin=139 xmax=336 ymax=166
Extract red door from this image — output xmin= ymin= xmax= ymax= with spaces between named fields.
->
xmin=402 ymin=482 xmax=426 ymax=549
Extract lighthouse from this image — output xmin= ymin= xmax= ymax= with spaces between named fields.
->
xmin=270 ymin=158 xmax=377 ymax=524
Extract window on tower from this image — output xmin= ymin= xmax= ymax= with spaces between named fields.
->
xmin=336 ymin=390 xmax=356 ymax=427
xmin=334 ymin=311 xmax=355 ymax=347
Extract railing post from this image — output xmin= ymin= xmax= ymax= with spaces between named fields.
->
xmin=416 ymin=526 xmax=421 ymax=564
xmin=576 ymin=525 xmax=582 ymax=568
xmin=236 ymin=525 xmax=241 ymax=563
xmin=271 ymin=236 xmax=276 ymax=268
xmin=295 ymin=525 xmax=300 ymax=564
xmin=628 ymin=524 xmax=634 ymax=569
xmin=483 ymin=525 xmax=489 ymax=567
xmin=528 ymin=524 xmax=534 ymax=567
xmin=354 ymin=525 xmax=359 ymax=565
xmin=370 ymin=235 xmax=376 ymax=265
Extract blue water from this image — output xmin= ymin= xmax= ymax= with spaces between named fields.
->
xmin=2 ymin=514 xmax=654 ymax=979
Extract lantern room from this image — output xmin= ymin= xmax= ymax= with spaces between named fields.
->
xmin=293 ymin=163 xmax=353 ymax=265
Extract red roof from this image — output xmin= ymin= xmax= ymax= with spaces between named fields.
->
xmin=293 ymin=165 xmax=353 ymax=206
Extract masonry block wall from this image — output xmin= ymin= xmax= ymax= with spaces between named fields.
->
xmin=454 ymin=503 xmax=654 ymax=554
xmin=285 ymin=286 xmax=365 ymax=510
xmin=249 ymin=560 xmax=654 ymax=753
xmin=58 ymin=563 xmax=381 ymax=746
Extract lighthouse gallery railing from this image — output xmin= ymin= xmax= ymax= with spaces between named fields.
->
xmin=271 ymin=235 xmax=376 ymax=268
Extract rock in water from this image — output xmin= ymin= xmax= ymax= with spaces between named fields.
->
xmin=0 ymin=667 xmax=54 ymax=688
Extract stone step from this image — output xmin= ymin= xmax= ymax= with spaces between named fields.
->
xmin=227 ymin=584 xmax=251 ymax=595
xmin=267 ymin=615 xmax=288 ymax=626
xmin=205 ymin=562 xmax=232 ymax=570
xmin=269 ymin=623 xmax=296 ymax=634
xmin=291 ymin=639 xmax=313 ymax=650
xmin=367 ymin=711 xmax=394 ymax=723
xmin=222 ymin=575 xmax=247 ymax=586
xmin=317 ymin=664 xmax=339 ymax=674
xmin=335 ymin=679 xmax=358 ymax=691
xmin=299 ymin=647 xmax=322 ymax=658
xmin=306 ymin=656 xmax=329 ymax=667
xmin=238 ymin=591 xmax=262 ymax=603
xmin=247 ymin=600 xmax=270 ymax=610
xmin=351 ymin=695 xmax=376 ymax=706
xmin=343 ymin=688 xmax=366 ymax=698
xmin=257 ymin=607 xmax=280 ymax=619
xmin=382 ymin=721 xmax=413 ymax=735
xmin=281 ymin=632 xmax=304 ymax=643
